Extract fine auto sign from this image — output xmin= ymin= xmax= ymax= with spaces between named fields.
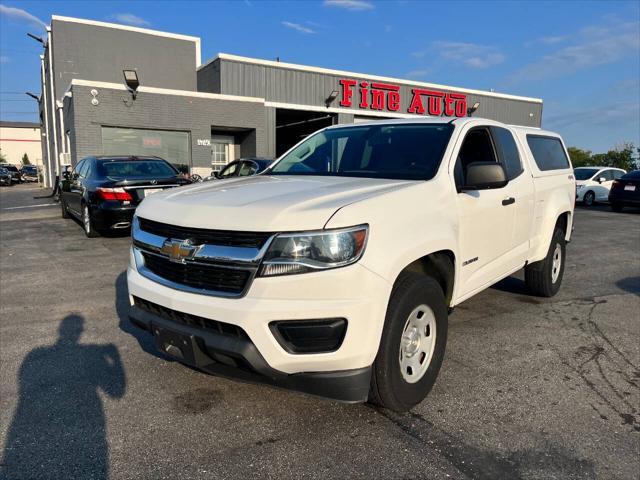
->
xmin=339 ymin=79 xmax=468 ymax=117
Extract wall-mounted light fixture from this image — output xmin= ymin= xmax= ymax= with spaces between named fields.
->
xmin=123 ymin=69 xmax=140 ymax=100
xmin=27 ymin=32 xmax=45 ymax=45
xmin=325 ymin=90 xmax=339 ymax=108
xmin=25 ymin=92 xmax=40 ymax=102
xmin=467 ymin=102 xmax=480 ymax=116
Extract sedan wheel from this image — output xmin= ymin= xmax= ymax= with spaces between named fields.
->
xmin=583 ymin=191 xmax=595 ymax=207
xmin=82 ymin=204 xmax=100 ymax=238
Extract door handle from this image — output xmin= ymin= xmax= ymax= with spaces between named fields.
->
xmin=502 ymin=197 xmax=515 ymax=206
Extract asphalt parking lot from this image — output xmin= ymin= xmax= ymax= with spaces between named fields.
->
xmin=1 ymin=183 xmax=638 ymax=480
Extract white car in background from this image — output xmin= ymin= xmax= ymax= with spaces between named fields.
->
xmin=574 ymin=166 xmax=626 ymax=206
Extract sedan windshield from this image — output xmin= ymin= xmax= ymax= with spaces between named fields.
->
xmin=268 ymin=123 xmax=455 ymax=181
xmin=96 ymin=159 xmax=178 ymax=179
xmin=574 ymin=168 xmax=599 ymax=180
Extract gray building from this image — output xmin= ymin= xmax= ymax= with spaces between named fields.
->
xmin=38 ymin=15 xmax=543 ymax=187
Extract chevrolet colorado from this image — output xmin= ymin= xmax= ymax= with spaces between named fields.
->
xmin=127 ymin=117 xmax=575 ymax=412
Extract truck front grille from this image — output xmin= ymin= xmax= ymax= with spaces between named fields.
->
xmin=142 ymin=253 xmax=251 ymax=295
xmin=138 ymin=217 xmax=272 ymax=248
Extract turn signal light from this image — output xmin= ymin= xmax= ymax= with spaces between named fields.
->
xmin=96 ymin=187 xmax=133 ymax=201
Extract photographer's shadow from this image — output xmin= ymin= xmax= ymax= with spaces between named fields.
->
xmin=2 ymin=315 xmax=125 ymax=479
xmin=115 ymin=271 xmax=172 ymax=362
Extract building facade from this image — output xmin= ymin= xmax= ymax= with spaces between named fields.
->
xmin=0 ymin=121 xmax=42 ymax=167
xmin=38 ymin=15 xmax=543 ymax=187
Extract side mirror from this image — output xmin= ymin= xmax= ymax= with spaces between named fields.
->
xmin=461 ymin=162 xmax=508 ymax=191
xmin=597 ymin=177 xmax=606 ymax=184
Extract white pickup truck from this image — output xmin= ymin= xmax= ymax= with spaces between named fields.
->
xmin=127 ymin=117 xmax=575 ymax=411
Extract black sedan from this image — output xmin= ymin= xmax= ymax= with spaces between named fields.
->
xmin=0 ymin=163 xmax=22 ymax=183
xmin=60 ymin=156 xmax=190 ymax=237
xmin=0 ymin=167 xmax=12 ymax=186
xmin=609 ymin=170 xmax=640 ymax=212
xmin=205 ymin=158 xmax=273 ymax=181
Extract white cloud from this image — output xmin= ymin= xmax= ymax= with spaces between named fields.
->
xmin=545 ymin=101 xmax=640 ymax=130
xmin=107 ymin=13 xmax=150 ymax=27
xmin=282 ymin=21 xmax=315 ymax=34
xmin=525 ymin=35 xmax=568 ymax=47
xmin=406 ymin=69 xmax=430 ymax=79
xmin=510 ymin=20 xmax=639 ymax=84
xmin=0 ymin=4 xmax=46 ymax=29
xmin=538 ymin=35 xmax=568 ymax=45
xmin=415 ymin=41 xmax=505 ymax=69
xmin=324 ymin=0 xmax=374 ymax=11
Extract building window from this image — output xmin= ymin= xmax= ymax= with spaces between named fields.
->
xmin=211 ymin=142 xmax=228 ymax=172
xmin=101 ymin=126 xmax=190 ymax=172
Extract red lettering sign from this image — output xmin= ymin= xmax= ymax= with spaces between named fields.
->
xmin=338 ymin=78 xmax=467 ymax=118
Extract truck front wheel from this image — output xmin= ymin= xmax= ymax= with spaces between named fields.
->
xmin=369 ymin=272 xmax=448 ymax=412
xmin=525 ymin=227 xmax=566 ymax=297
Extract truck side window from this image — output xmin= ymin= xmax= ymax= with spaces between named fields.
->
xmin=526 ymin=135 xmax=570 ymax=171
xmin=491 ymin=127 xmax=523 ymax=180
xmin=454 ymin=128 xmax=498 ymax=187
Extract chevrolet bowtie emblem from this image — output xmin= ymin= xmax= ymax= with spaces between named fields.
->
xmin=160 ymin=239 xmax=201 ymax=263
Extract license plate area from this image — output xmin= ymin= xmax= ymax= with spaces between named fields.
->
xmin=139 ymin=188 xmax=163 ymax=198
xmin=624 ymin=185 xmax=635 ymax=191
xmin=153 ymin=325 xmax=196 ymax=364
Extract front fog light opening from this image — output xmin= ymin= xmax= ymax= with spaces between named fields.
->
xmin=269 ymin=318 xmax=347 ymax=354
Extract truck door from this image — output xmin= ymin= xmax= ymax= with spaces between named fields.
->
xmin=491 ymin=126 xmax=535 ymax=267
xmin=453 ymin=126 xmax=519 ymax=298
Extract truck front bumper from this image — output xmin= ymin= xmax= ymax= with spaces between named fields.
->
xmin=129 ymin=303 xmax=371 ymax=402
xmin=127 ymin=251 xmax=391 ymax=402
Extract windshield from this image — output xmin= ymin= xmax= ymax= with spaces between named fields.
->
xmin=96 ymin=159 xmax=178 ymax=179
xmin=268 ymin=123 xmax=454 ymax=180
xmin=574 ymin=168 xmax=599 ymax=180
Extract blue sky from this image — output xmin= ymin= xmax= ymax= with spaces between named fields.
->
xmin=1 ymin=0 xmax=638 ymax=153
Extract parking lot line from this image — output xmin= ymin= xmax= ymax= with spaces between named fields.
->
xmin=1 ymin=203 xmax=57 ymax=210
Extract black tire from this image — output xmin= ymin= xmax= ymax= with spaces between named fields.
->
xmin=611 ymin=203 xmax=623 ymax=213
xmin=369 ymin=272 xmax=448 ymax=412
xmin=60 ymin=197 xmax=70 ymax=219
xmin=525 ymin=227 xmax=566 ymax=297
xmin=583 ymin=191 xmax=595 ymax=207
xmin=82 ymin=203 xmax=100 ymax=238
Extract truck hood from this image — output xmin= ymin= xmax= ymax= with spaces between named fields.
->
xmin=135 ymin=175 xmax=415 ymax=231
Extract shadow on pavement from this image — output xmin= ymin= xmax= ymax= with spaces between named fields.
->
xmin=490 ymin=275 xmax=533 ymax=296
xmin=115 ymin=271 xmax=172 ymax=362
xmin=616 ymin=276 xmax=640 ymax=296
xmin=1 ymin=315 xmax=126 ymax=480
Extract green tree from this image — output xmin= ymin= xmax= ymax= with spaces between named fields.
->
xmin=0 ymin=149 xmax=6 ymax=162
xmin=596 ymin=143 xmax=635 ymax=171
xmin=567 ymin=143 xmax=637 ymax=171
xmin=22 ymin=153 xmax=31 ymax=165
xmin=567 ymin=147 xmax=592 ymax=167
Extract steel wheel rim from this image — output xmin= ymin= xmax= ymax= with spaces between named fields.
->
xmin=551 ymin=243 xmax=562 ymax=283
xmin=83 ymin=206 xmax=91 ymax=234
xmin=399 ymin=304 xmax=436 ymax=384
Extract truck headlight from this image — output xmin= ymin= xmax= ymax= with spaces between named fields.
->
xmin=259 ymin=225 xmax=368 ymax=277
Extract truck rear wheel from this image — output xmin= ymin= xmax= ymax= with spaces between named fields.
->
xmin=369 ymin=272 xmax=448 ymax=412
xmin=525 ymin=227 xmax=566 ymax=297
